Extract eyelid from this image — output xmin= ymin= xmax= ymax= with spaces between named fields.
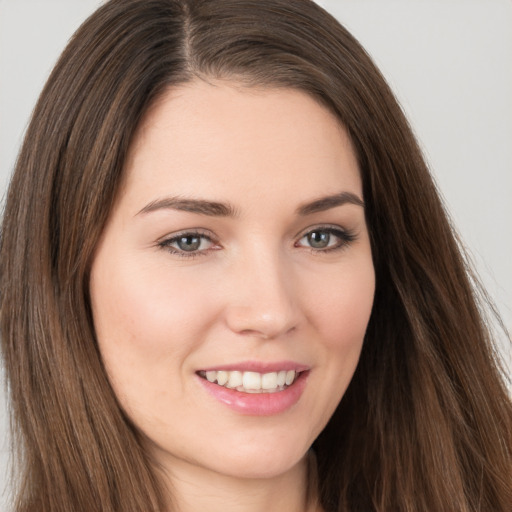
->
xmin=294 ymin=223 xmax=350 ymax=240
xmin=157 ymin=228 xmax=215 ymax=244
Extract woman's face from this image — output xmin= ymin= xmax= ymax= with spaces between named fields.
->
xmin=90 ymin=81 xmax=375 ymax=481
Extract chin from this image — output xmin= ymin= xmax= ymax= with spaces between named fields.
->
xmin=210 ymin=449 xmax=308 ymax=481
xmin=150 ymin=429 xmax=311 ymax=482
xmin=208 ymin=431 xmax=312 ymax=480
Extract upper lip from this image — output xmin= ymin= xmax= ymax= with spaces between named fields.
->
xmin=198 ymin=361 xmax=310 ymax=373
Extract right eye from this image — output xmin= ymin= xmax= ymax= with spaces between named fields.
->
xmin=158 ymin=231 xmax=219 ymax=257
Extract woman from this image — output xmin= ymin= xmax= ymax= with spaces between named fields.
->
xmin=1 ymin=0 xmax=510 ymax=511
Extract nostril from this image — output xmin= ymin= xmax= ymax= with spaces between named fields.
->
xmin=239 ymin=329 xmax=270 ymax=339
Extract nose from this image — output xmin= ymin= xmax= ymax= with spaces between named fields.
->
xmin=224 ymin=250 xmax=300 ymax=340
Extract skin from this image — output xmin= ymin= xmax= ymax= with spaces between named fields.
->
xmin=89 ymin=80 xmax=375 ymax=512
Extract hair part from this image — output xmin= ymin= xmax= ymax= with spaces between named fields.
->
xmin=1 ymin=1 xmax=511 ymax=511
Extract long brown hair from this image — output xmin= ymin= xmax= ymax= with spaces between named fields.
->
xmin=1 ymin=1 xmax=511 ymax=511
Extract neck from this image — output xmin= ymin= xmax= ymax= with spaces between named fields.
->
xmin=157 ymin=451 xmax=320 ymax=512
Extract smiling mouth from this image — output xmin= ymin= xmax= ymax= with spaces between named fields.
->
xmin=197 ymin=369 xmax=301 ymax=393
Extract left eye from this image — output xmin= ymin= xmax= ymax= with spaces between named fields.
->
xmin=297 ymin=228 xmax=353 ymax=251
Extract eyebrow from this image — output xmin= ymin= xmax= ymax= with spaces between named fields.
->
xmin=296 ymin=191 xmax=364 ymax=215
xmin=136 ymin=191 xmax=364 ymax=218
xmin=137 ymin=196 xmax=237 ymax=217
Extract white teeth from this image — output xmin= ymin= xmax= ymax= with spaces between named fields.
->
xmin=201 ymin=369 xmax=299 ymax=393
xmin=261 ymin=372 xmax=278 ymax=390
xmin=216 ymin=370 xmax=229 ymax=386
xmin=243 ymin=371 xmax=261 ymax=390
xmin=226 ymin=371 xmax=243 ymax=388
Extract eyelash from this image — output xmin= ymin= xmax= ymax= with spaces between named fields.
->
xmin=158 ymin=226 xmax=357 ymax=259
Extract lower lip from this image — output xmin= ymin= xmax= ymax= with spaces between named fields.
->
xmin=197 ymin=371 xmax=309 ymax=416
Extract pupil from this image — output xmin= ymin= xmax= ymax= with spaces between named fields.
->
xmin=308 ymin=231 xmax=330 ymax=248
xmin=178 ymin=235 xmax=201 ymax=251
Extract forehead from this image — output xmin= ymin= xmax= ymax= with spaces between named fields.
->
xmin=120 ymin=80 xmax=361 ymax=211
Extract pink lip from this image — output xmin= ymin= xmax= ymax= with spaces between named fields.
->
xmin=199 ymin=360 xmax=310 ymax=373
xmin=196 ymin=369 xmax=309 ymax=416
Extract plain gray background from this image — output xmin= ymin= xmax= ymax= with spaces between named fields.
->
xmin=1 ymin=0 xmax=511 ymax=507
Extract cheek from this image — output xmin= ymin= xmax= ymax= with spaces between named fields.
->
xmin=89 ymin=255 xmax=218 ymax=389
xmin=295 ymin=256 xmax=375 ymax=438
xmin=93 ymin=258 xmax=206 ymax=336
xmin=306 ymin=258 xmax=375 ymax=350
